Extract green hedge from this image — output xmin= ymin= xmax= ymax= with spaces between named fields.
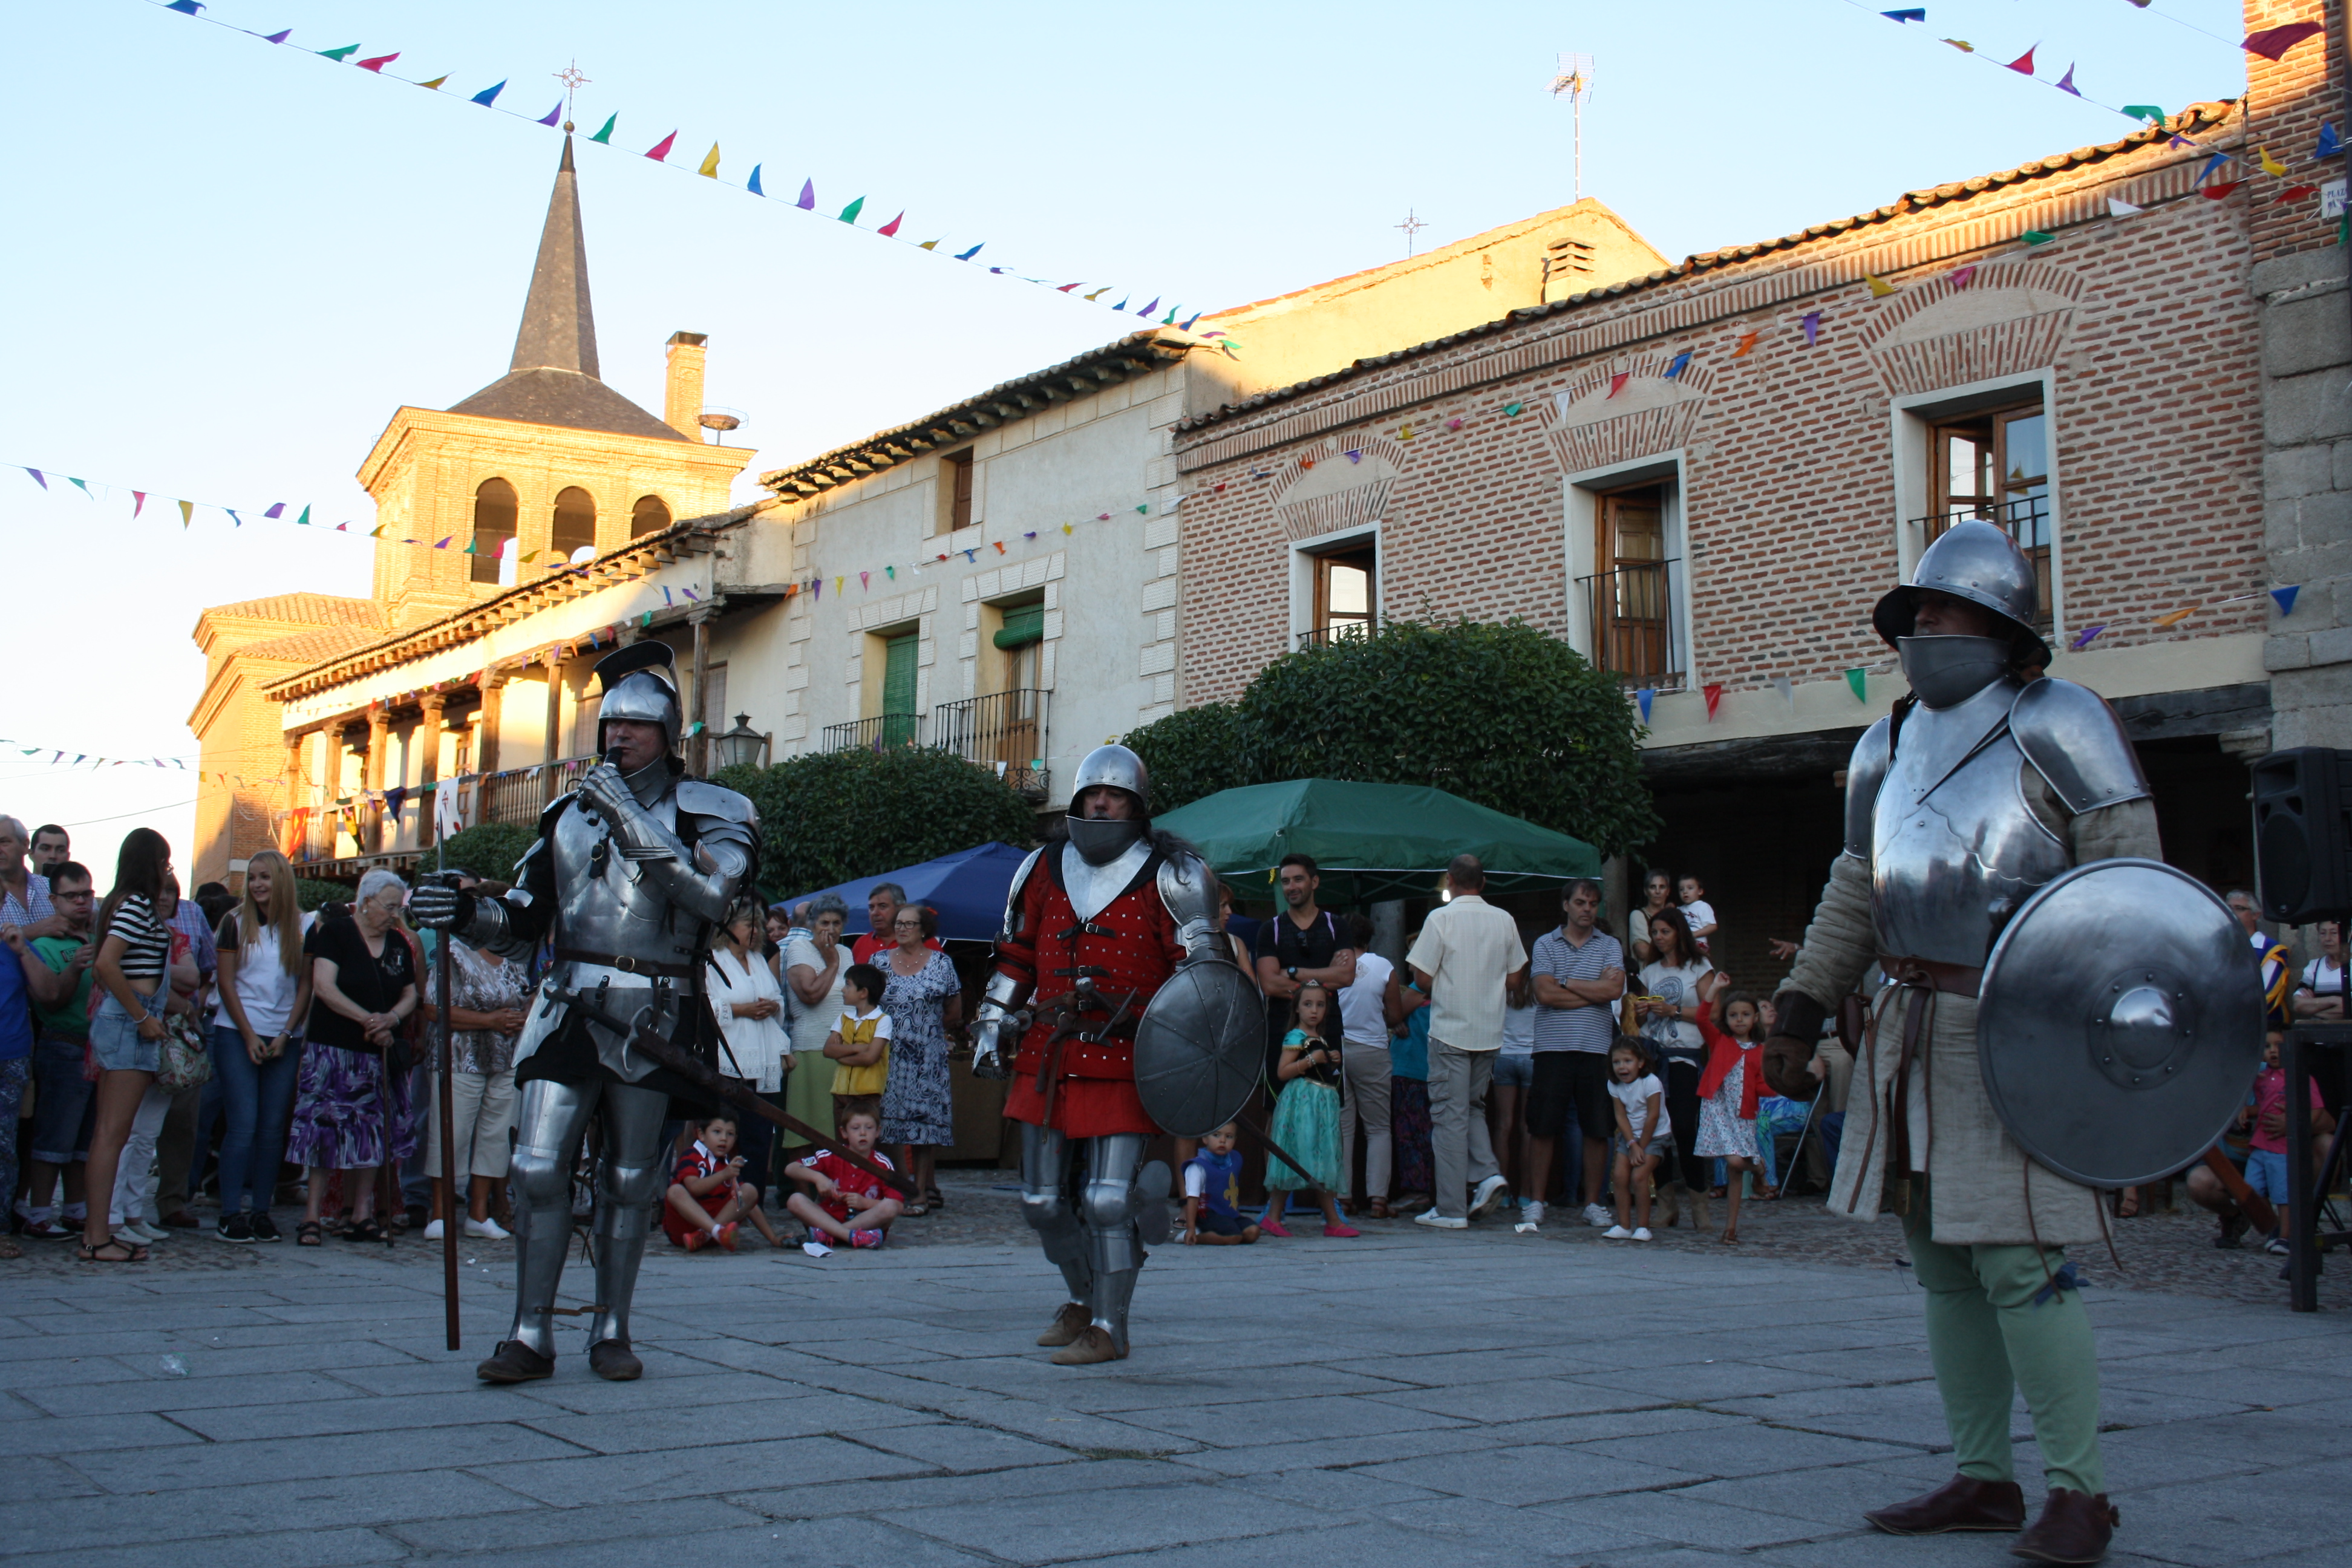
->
xmin=431 ymin=822 xmax=539 ymax=885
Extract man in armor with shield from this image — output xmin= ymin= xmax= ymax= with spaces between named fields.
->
xmin=413 ymin=642 xmax=759 ymax=1385
xmin=1767 ymin=521 xmax=2256 ymax=1565
xmin=971 ymin=743 xmax=1249 ymax=1366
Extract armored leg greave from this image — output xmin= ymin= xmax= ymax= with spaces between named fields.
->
xmin=508 ymin=1079 xmax=599 ymax=1356
xmin=588 ymin=1082 xmax=670 ymax=1348
xmin=1080 ymin=1133 xmax=1148 ymax=1353
xmin=1019 ymin=1123 xmax=1091 ymax=1304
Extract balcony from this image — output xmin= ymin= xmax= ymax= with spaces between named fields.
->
xmin=935 ymin=688 xmax=1050 ymax=800
xmin=822 ymin=713 xmax=924 ymax=753
xmin=1575 ymin=558 xmax=1684 ymax=691
xmin=479 ymin=754 xmax=599 ymax=826
xmin=1908 ymin=494 xmax=2053 ymax=630
xmin=1295 ymin=620 xmax=1377 ymax=650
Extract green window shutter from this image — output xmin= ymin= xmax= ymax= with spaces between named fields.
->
xmin=881 ymin=632 xmax=918 ymax=744
xmin=993 ymin=603 xmax=1045 ymax=650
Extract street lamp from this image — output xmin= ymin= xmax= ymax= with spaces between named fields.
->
xmin=711 ymin=713 xmax=767 ymax=771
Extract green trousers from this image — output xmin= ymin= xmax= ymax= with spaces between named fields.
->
xmin=1902 ymin=1177 xmax=2103 ymax=1495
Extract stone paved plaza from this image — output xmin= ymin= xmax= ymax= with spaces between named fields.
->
xmin=4 ymin=1174 xmax=2348 ymax=1567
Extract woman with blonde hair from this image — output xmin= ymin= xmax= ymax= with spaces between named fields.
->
xmin=209 ymin=849 xmax=313 ymax=1243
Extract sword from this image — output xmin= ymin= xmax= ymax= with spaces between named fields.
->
xmin=547 ymin=985 xmax=915 ymax=1197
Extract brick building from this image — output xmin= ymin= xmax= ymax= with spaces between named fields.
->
xmin=1170 ymin=11 xmax=2342 ymax=985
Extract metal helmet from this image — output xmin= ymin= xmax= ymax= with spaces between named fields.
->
xmin=1071 ymin=743 xmax=1150 ymax=814
xmin=592 ymin=641 xmax=683 ymax=755
xmin=1872 ymin=520 xmax=2050 ymax=664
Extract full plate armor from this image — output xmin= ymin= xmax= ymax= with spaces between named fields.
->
xmin=414 ymin=641 xmax=759 ymax=1384
xmin=971 ymin=743 xmax=1223 ymax=1365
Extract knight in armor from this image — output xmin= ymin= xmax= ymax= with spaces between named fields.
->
xmin=970 ymin=744 xmax=1223 ymax=1365
xmin=1768 ymin=523 xmax=2153 ymax=1565
xmin=411 ymin=642 xmax=759 ymax=1385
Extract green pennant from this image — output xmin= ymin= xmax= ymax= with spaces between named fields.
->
xmin=1846 ymin=668 xmax=1869 ymax=703
xmin=462 ymin=539 xmax=478 ymax=554
xmin=590 ymin=113 xmax=616 ymax=144
xmin=1503 ymin=401 xmax=1525 ymax=416
xmin=838 ymin=195 xmax=866 ymax=223
xmin=295 ymin=504 xmax=311 ymax=526
xmin=318 ymin=43 xmax=361 ymax=61
xmin=2020 ymin=230 xmax=2056 ymax=246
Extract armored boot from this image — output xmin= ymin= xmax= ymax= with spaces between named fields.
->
xmin=1054 ymin=1133 xmax=1146 ymax=1365
xmin=482 ymin=1081 xmax=592 ymax=1383
xmin=584 ymin=1084 xmax=668 ymax=1381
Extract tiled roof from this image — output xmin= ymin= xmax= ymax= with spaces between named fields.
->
xmin=1173 ymin=103 xmax=2238 ymax=435
xmin=235 ymin=624 xmax=391 ymax=665
xmin=200 ymin=592 xmax=385 ymax=629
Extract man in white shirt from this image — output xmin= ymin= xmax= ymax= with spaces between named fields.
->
xmin=1334 ymin=913 xmax=1396 ymax=1217
xmin=1405 ymin=855 xmax=1529 ymax=1228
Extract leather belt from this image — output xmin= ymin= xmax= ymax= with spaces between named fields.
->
xmin=1878 ymin=953 xmax=1982 ymax=998
xmin=555 ymin=947 xmax=697 ymax=980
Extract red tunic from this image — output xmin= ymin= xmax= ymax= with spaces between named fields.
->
xmin=998 ymin=848 xmax=1184 ymax=1137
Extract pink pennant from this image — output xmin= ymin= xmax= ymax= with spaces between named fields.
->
xmin=356 ymin=51 xmax=399 ymax=72
xmin=1606 ymin=372 xmax=1630 ymax=399
xmin=1948 ymin=265 xmax=1976 ymax=289
xmin=132 ymin=491 xmax=146 ymax=518
xmin=645 ymin=131 xmax=678 ymax=161
xmin=877 ymin=211 xmax=904 ymax=237
xmin=2001 ymin=45 xmax=2034 ymax=75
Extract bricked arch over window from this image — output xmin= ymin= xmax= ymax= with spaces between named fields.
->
xmin=470 ymin=478 xmax=517 ymax=585
xmin=551 ymin=486 xmax=598 ymax=562
xmin=630 ymin=494 xmax=671 ymax=539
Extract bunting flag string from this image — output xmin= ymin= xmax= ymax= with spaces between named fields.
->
xmin=1 ymin=739 xmax=198 ymax=773
xmin=141 ymin=0 xmax=1226 ymax=345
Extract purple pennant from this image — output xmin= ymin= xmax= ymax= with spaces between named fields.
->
xmin=1635 ymin=688 xmax=1656 ymax=725
xmin=2069 ymin=624 xmax=2106 ymax=650
xmin=263 ymin=502 xmax=285 ymax=518
xmin=1800 ymin=311 xmax=1822 ymax=345
xmin=1136 ymin=296 xmax=1160 ymax=316
xmin=263 ymin=27 xmax=290 ymax=42
xmin=2273 ymin=584 xmax=2302 ymax=616
xmin=23 ymin=468 xmax=46 ymax=489
xmin=2055 ymin=63 xmax=2080 ymax=96
xmin=797 ymin=180 xmax=816 ymax=211
xmin=537 ymin=102 xmax=562 ymax=126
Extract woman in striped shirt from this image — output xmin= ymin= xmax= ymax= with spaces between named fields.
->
xmin=79 ymin=828 xmax=174 ymax=1263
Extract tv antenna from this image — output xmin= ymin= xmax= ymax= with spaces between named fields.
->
xmin=1549 ymin=53 xmax=1595 ymax=201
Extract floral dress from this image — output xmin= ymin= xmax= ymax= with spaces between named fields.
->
xmin=879 ymin=948 xmax=960 ymax=1146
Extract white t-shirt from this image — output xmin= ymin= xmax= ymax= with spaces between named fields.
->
xmin=1639 ymin=959 xmax=1714 ymax=1062
xmin=1339 ymin=951 xmax=1394 ymax=1048
xmin=1501 ymin=999 xmax=1537 ymax=1055
xmin=1681 ymin=899 xmax=1718 ymax=949
xmin=2302 ymin=958 xmax=2346 ymax=997
xmin=785 ymin=935 xmax=848 ymax=1056
xmin=1609 ymin=1073 xmax=1669 ymax=1145
xmin=218 ymin=912 xmax=316 ymax=1037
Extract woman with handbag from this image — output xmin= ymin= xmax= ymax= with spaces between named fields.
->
xmin=78 ymin=828 xmax=176 ymax=1263
xmin=287 ymin=868 xmax=418 ymax=1245
xmin=106 ymin=876 xmax=213 ymax=1245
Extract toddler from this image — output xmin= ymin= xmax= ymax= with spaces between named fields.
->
xmin=2247 ymin=1032 xmax=2331 ymax=1256
xmin=1261 ymin=982 xmax=1360 ymax=1238
xmin=783 ymin=1097 xmax=904 ymax=1253
xmin=1693 ymin=980 xmax=1765 ymax=1244
xmin=1677 ymin=875 xmax=1718 ymax=955
xmin=1183 ymin=1122 xmax=1261 ymax=1244
xmin=825 ymin=964 xmax=893 ymax=1102
xmin=663 ymin=1112 xmax=781 ymax=1251
xmin=1604 ymin=1037 xmax=1669 ymax=1239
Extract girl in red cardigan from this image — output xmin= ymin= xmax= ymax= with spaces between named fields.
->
xmin=1693 ymin=977 xmax=1766 ymax=1245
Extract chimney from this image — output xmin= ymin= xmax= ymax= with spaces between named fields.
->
xmin=664 ymin=332 xmax=708 ymax=441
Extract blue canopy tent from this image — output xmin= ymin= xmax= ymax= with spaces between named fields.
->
xmin=777 ymin=841 xmax=1032 ymax=942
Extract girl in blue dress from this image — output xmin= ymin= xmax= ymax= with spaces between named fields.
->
xmin=1262 ymin=982 xmax=1359 ymax=1238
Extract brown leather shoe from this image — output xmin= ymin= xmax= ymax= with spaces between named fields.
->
xmin=587 ymin=1338 xmax=642 ymax=1382
xmin=1035 ymin=1301 xmax=1091 ymax=1348
xmin=1049 ymin=1325 xmax=1127 ymax=1365
xmin=475 ymin=1340 xmax=556 ymax=1384
xmin=1866 ymin=1474 xmax=2027 ymax=1535
xmin=2013 ymin=1488 xmax=2118 ymax=1564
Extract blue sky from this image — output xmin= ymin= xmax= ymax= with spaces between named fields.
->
xmin=1 ymin=0 xmax=2250 ymax=876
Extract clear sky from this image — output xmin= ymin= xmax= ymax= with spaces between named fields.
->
xmin=1 ymin=0 xmax=2249 ymax=883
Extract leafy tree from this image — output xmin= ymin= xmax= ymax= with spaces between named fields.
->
xmin=295 ymin=878 xmax=351 ymax=912
xmin=714 ymin=746 xmax=1039 ymax=903
xmin=1123 ymin=619 xmax=1658 ymax=856
xmin=432 ymin=822 xmax=540 ymax=885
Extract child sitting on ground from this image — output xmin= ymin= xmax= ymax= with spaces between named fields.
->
xmin=782 ymin=1096 xmax=903 ymax=1253
xmin=1261 ymin=981 xmax=1360 ymax=1239
xmin=1605 ymin=1036 xmax=1670 ymax=1240
xmin=663 ymin=1112 xmax=782 ymax=1252
xmin=825 ymin=964 xmax=893 ymax=1105
xmin=1693 ymin=978 xmax=1766 ymax=1245
xmin=1183 ymin=1122 xmax=1261 ymax=1244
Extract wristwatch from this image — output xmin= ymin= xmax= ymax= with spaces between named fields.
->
xmin=1287 ymin=966 xmax=1298 ymax=980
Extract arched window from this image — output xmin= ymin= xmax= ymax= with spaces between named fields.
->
xmin=550 ymin=486 xmax=598 ymax=562
xmin=471 ymin=478 xmax=517 ymax=585
xmin=630 ymin=494 xmax=672 ymax=539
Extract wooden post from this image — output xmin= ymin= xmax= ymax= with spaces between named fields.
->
xmin=417 ymin=693 xmax=446 ymax=850
xmin=542 ymin=653 xmax=564 ymax=806
xmin=282 ymin=730 xmax=307 ymax=863
xmin=689 ymin=612 xmax=711 ymax=777
xmin=364 ymin=710 xmax=390 ymax=854
xmin=477 ymin=675 xmax=505 ymax=776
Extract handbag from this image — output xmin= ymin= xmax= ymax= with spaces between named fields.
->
xmin=157 ymin=1010 xmax=214 ymax=1090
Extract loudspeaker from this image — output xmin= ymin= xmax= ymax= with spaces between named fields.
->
xmin=2252 ymin=748 xmax=2352 ymax=923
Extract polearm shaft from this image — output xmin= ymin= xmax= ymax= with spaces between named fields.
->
xmin=551 ymin=986 xmax=916 ymax=1197
xmin=437 ymin=930 xmax=459 ymax=1351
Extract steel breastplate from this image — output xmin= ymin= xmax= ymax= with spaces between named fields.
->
xmin=1869 ymin=678 xmax=2069 ymax=968
xmin=1060 ymin=837 xmax=1153 ymax=923
xmin=547 ymin=791 xmax=710 ymax=982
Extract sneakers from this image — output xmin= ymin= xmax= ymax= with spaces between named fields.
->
xmin=716 ymin=1221 xmax=740 ymax=1252
xmin=1604 ymin=1224 xmax=1634 ymax=1240
xmin=1469 ymin=1175 xmax=1510 ymax=1220
xmin=465 ymin=1216 xmax=512 ymax=1240
xmin=2265 ymin=1235 xmax=2290 ymax=1256
xmin=423 ymin=1219 xmax=446 ymax=1240
xmin=1323 ymin=1222 xmax=1362 ymax=1238
xmin=120 ymin=1220 xmax=168 ymax=1244
xmin=850 ymin=1228 xmax=886 ymax=1249
xmin=1633 ymin=1226 xmax=1654 ymax=1241
xmin=802 ymin=1237 xmax=834 ymax=1259
xmin=214 ymin=1212 xmax=255 ymax=1245
xmin=249 ymin=1211 xmax=281 ymax=1243
xmin=684 ymin=1228 xmax=711 ymax=1253
xmin=1413 ymin=1209 xmax=1469 ymax=1230
xmin=1583 ymin=1202 xmax=1614 ymax=1228
xmin=1515 ymin=1200 xmax=1546 ymax=1235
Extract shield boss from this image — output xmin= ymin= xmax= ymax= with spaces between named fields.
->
xmin=1978 ymin=857 xmax=2264 ymax=1189
xmin=1134 ymin=959 xmax=1266 ymax=1139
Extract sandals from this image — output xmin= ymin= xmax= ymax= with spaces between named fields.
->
xmin=77 ymin=1237 xmax=148 ymax=1263
xmin=296 ymin=1220 xmax=325 ymax=1247
xmin=902 ymin=1200 xmax=930 ymax=1218
xmin=348 ymin=1218 xmax=388 ymax=1243
xmin=923 ymin=1187 xmax=946 ymax=1212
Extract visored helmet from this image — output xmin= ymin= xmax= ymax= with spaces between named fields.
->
xmin=592 ymin=641 xmax=682 ymax=756
xmin=1871 ymin=520 xmax=2050 ymax=665
xmin=1067 ymin=743 xmax=1151 ymax=866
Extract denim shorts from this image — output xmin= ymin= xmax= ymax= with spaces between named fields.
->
xmin=29 ymin=1036 xmax=96 ymax=1163
xmin=88 ymin=990 xmax=163 ymax=1075
xmin=1491 ymin=1050 xmax=1534 ymax=1089
xmin=2244 ymin=1148 xmax=2291 ymax=1203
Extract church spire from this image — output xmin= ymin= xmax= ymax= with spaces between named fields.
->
xmin=509 ymin=136 xmax=599 ymax=378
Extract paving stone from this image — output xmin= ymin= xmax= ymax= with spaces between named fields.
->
xmin=471 ymin=1517 xmax=1001 ymax=1568
xmin=382 ymin=1495 xmax=768 ymax=1552
xmin=1104 ymin=1391 xmax=1473 ymax=1445
xmin=726 ymin=1457 xmax=1196 ymax=1520
xmin=0 ymin=1411 xmax=205 ymax=1457
xmin=0 ymin=1526 xmax=409 ymax=1568
xmin=70 ymin=1419 xmax=584 ymax=1493
xmin=887 ymin=1480 xmax=1325 ymax=1563
xmin=1356 ymin=1442 xmax=1700 ymax=1504
xmin=1575 ymin=1424 xmax=1920 ymax=1479
xmin=1542 ymin=1488 xmax=1840 ymax=1550
xmin=19 ymin=1369 xmax=364 ymax=1419
xmin=1368 ymin=1374 xmax=1677 ymax=1424
xmin=838 ymin=1419 xmax=1080 ymax=1472
xmin=0 ymin=1471 xmax=531 ymax=1553
xmin=475 ymin=1433 xmax=935 ymax=1507
xmin=516 ymin=1391 xmax=941 ymax=1455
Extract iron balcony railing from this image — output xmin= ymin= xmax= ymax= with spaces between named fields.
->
xmin=1573 ymin=557 xmax=1684 ymax=690
xmin=479 ymin=754 xmax=599 ymax=825
xmin=1908 ymin=494 xmax=2053 ymax=630
xmin=1295 ymin=619 xmax=1378 ymax=650
xmin=822 ymin=713 xmax=923 ymax=753
xmin=934 ymin=688 xmax=1050 ymax=800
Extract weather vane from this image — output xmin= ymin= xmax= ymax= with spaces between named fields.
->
xmin=554 ymin=60 xmax=590 ymax=132
xmin=1395 ymin=208 xmax=1428 ymax=256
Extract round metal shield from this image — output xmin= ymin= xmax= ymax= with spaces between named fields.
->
xmin=1978 ymin=857 xmax=2263 ymax=1188
xmin=1133 ymin=958 xmax=1267 ymax=1139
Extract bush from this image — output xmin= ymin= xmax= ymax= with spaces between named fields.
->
xmin=433 ymin=822 xmax=539 ymax=885
xmin=1122 ymin=702 xmax=1252 ymax=814
xmin=295 ymin=878 xmax=351 ymax=912
xmin=713 ymin=746 xmax=1039 ymax=903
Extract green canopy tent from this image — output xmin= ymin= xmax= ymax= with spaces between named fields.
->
xmin=1152 ymin=779 xmax=1601 ymax=906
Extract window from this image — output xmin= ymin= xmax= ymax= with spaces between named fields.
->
xmin=1308 ymin=546 xmax=1377 ymax=645
xmin=993 ymin=599 xmax=1045 ymax=693
xmin=470 ymin=479 xmax=517 ymax=585
xmin=1926 ymin=401 xmax=2050 ymax=626
xmin=939 ymin=449 xmax=975 ymax=535
xmin=630 ymin=494 xmax=671 ymax=539
xmin=1583 ymin=482 xmax=1681 ymax=687
xmin=551 ymin=486 xmax=598 ymax=563
xmin=877 ymin=631 xmax=919 ymax=746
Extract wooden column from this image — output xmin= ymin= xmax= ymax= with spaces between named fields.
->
xmin=364 ymin=710 xmax=390 ymax=855
xmin=688 ymin=612 xmax=711 ymax=777
xmin=541 ymin=653 xmax=564 ymax=806
xmin=417 ymin=693 xmax=446 ymax=850
xmin=282 ymin=729 xmax=309 ymax=864
xmin=477 ymin=675 xmax=505 ymax=776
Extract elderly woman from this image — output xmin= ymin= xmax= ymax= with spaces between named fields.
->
xmin=878 ymin=902 xmax=961 ymax=1215
xmin=781 ymin=893 xmax=849 ymax=1163
xmin=288 ymin=868 xmax=419 ymax=1245
xmin=419 ymin=871 xmax=528 ymax=1241
xmin=710 ymin=893 xmax=795 ymax=1197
